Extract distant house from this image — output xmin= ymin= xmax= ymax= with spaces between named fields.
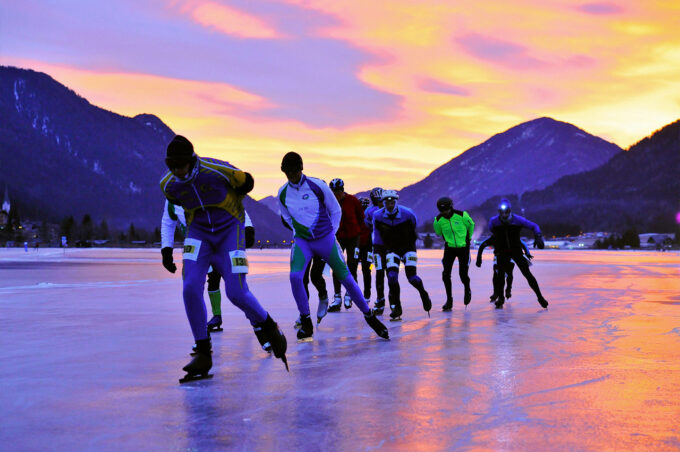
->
xmin=639 ymin=233 xmax=675 ymax=249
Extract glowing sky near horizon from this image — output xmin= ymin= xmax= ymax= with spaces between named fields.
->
xmin=2 ymin=0 xmax=679 ymax=199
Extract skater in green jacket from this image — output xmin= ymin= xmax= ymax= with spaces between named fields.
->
xmin=433 ymin=197 xmax=475 ymax=310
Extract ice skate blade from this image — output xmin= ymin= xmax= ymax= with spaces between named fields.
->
xmin=442 ymin=307 xmax=452 ymax=312
xmin=389 ymin=317 xmax=402 ymax=322
xmin=297 ymin=337 xmax=313 ymax=343
xmin=207 ymin=327 xmax=223 ymax=332
xmin=494 ymin=303 xmax=504 ymax=309
xmin=328 ymin=306 xmax=341 ymax=313
xmin=179 ymin=373 xmax=213 ymax=384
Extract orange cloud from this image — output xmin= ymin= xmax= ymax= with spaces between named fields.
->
xmin=180 ymin=1 xmax=284 ymax=39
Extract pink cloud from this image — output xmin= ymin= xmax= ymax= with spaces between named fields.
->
xmin=456 ymin=33 xmax=546 ymax=69
xmin=576 ymin=3 xmax=625 ymax=15
xmin=418 ymin=78 xmax=470 ymax=96
xmin=186 ymin=1 xmax=284 ymax=39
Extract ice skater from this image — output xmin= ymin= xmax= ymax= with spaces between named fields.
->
xmin=476 ymin=235 xmax=533 ymax=302
xmin=327 ymin=178 xmax=364 ymax=312
xmin=433 ymin=197 xmax=475 ymax=311
xmin=161 ymin=200 xmax=273 ymax=352
xmin=372 ymin=190 xmax=432 ymax=320
xmin=161 ymin=135 xmax=288 ymax=382
xmin=277 ymin=152 xmax=389 ymax=342
xmin=485 ymin=198 xmax=547 ymax=309
xmin=281 ymin=217 xmax=330 ymax=325
xmin=364 ymin=187 xmax=387 ymax=314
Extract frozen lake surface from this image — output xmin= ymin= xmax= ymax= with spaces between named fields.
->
xmin=1 ymin=248 xmax=679 ymax=450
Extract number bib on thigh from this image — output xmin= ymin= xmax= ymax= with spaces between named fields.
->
xmin=183 ymin=238 xmax=202 ymax=261
xmin=404 ymin=251 xmax=418 ymax=267
xmin=386 ymin=252 xmax=400 ymax=269
xmin=366 ymin=252 xmax=373 ymax=263
xmin=374 ymin=254 xmax=382 ymax=270
xmin=229 ymin=250 xmax=249 ymax=273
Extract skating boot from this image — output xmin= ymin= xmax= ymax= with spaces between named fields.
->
xmin=190 ymin=341 xmax=213 ymax=356
xmin=420 ymin=290 xmax=432 ymax=317
xmin=296 ymin=314 xmax=313 ymax=343
xmin=489 ymin=293 xmax=499 ymax=303
xmin=374 ymin=297 xmax=385 ymax=315
xmin=343 ymin=293 xmax=352 ymax=310
xmin=317 ymin=292 xmax=329 ymax=324
xmin=294 ymin=316 xmax=302 ymax=329
xmin=442 ymin=298 xmax=453 ymax=312
xmin=389 ymin=300 xmax=403 ymax=321
xmin=256 ymin=314 xmax=289 ymax=371
xmin=494 ymin=296 xmax=505 ymax=309
xmin=180 ymin=338 xmax=213 ymax=383
xmin=253 ymin=325 xmax=272 ymax=353
xmin=537 ymin=297 xmax=549 ymax=309
xmin=505 ymin=287 xmax=512 ymax=299
xmin=364 ymin=310 xmax=389 ymax=340
xmin=464 ymin=287 xmax=471 ymax=307
xmin=207 ymin=315 xmax=223 ymax=332
xmin=328 ymin=294 xmax=342 ymax=312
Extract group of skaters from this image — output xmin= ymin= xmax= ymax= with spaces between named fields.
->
xmin=159 ymin=135 xmax=548 ymax=383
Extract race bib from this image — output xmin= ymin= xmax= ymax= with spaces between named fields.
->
xmin=366 ymin=252 xmax=373 ymax=263
xmin=229 ymin=250 xmax=249 ymax=273
xmin=183 ymin=238 xmax=202 ymax=261
xmin=353 ymin=247 xmax=360 ymax=259
xmin=386 ymin=252 xmax=400 ymax=269
xmin=374 ymin=254 xmax=382 ymax=270
xmin=404 ymin=251 xmax=418 ymax=267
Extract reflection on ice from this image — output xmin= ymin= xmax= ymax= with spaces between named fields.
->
xmin=0 ymin=248 xmax=679 ymax=450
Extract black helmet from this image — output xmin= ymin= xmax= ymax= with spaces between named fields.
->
xmin=359 ymin=197 xmax=370 ymax=208
xmin=436 ymin=197 xmax=453 ymax=212
xmin=281 ymin=152 xmax=303 ymax=173
xmin=165 ymin=135 xmax=196 ymax=170
xmin=369 ymin=187 xmax=383 ymax=204
xmin=329 ymin=178 xmax=344 ymax=191
xmin=498 ymin=198 xmax=512 ymax=221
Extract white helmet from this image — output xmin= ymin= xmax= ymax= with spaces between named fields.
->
xmin=381 ymin=190 xmax=399 ymax=201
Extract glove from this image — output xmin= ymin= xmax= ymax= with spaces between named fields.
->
xmin=534 ymin=234 xmax=545 ymax=250
xmin=526 ymin=253 xmax=534 ymax=260
xmin=245 ymin=226 xmax=255 ymax=248
xmin=475 ymin=257 xmax=482 ymax=267
xmin=161 ymin=247 xmax=176 ymax=273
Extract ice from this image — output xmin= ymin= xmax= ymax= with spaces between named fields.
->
xmin=1 ymin=248 xmax=679 ymax=450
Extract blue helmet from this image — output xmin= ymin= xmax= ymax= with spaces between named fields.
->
xmin=498 ymin=198 xmax=512 ymax=221
xmin=369 ymin=187 xmax=383 ymax=205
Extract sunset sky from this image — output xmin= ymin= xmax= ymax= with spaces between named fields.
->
xmin=2 ymin=0 xmax=679 ymax=199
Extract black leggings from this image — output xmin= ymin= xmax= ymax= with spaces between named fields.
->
xmin=495 ymin=251 xmax=543 ymax=299
xmin=332 ymin=237 xmax=359 ymax=295
xmin=303 ymin=256 xmax=327 ymax=298
xmin=441 ymin=245 xmax=470 ymax=300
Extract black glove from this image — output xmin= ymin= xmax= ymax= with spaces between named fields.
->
xmin=476 ymin=256 xmax=482 ymax=267
xmin=161 ymin=247 xmax=176 ymax=273
xmin=245 ymin=226 xmax=255 ymax=248
xmin=534 ymin=234 xmax=545 ymax=250
xmin=526 ymin=252 xmax=534 ymax=260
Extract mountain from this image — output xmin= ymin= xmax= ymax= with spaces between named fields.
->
xmin=479 ymin=119 xmax=680 ymax=234
xmin=0 ymin=66 xmax=290 ymax=243
xmin=0 ymin=66 xmax=173 ymax=229
xmin=258 ymin=195 xmax=281 ymax=215
xmin=395 ymin=117 xmax=622 ymax=225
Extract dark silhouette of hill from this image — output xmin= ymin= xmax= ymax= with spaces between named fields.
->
xmin=0 ymin=66 xmax=289 ymax=243
xmin=392 ymin=117 xmax=622 ymax=225
xmin=473 ymin=119 xmax=680 ymax=234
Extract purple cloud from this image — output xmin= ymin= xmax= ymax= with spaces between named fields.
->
xmin=418 ymin=78 xmax=470 ymax=96
xmin=1 ymin=0 xmax=402 ymax=128
xmin=576 ymin=3 xmax=624 ymax=15
xmin=456 ymin=33 xmax=546 ymax=69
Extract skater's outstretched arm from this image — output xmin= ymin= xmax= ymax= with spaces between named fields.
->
xmin=476 ymin=236 xmax=493 ymax=267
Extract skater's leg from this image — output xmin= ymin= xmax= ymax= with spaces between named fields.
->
xmin=374 ymin=246 xmax=386 ymax=302
xmin=288 ymin=239 xmax=314 ymax=316
xmin=182 ymin=232 xmax=213 ymax=341
xmin=360 ymin=246 xmax=372 ymax=298
xmin=302 ymin=259 xmax=312 ymax=299
xmin=441 ymin=246 xmax=455 ymax=304
xmin=310 ymin=256 xmax=327 ymax=297
xmin=331 ymin=241 xmax=347 ymax=297
xmin=513 ymin=251 xmax=545 ymax=300
xmin=206 ymin=269 xmax=222 ymax=316
xmin=210 ymin=223 xmax=267 ymax=325
xmin=506 ymin=261 xmax=515 ymax=292
xmin=457 ymin=247 xmax=472 ymax=305
xmin=315 ymin=235 xmax=371 ymax=314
